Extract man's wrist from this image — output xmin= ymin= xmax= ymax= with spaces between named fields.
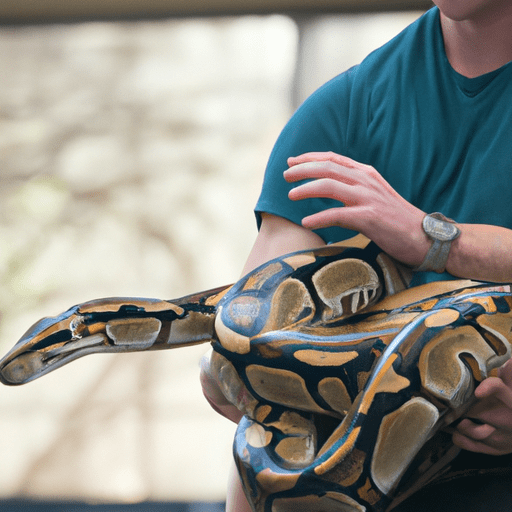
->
xmin=413 ymin=213 xmax=461 ymax=273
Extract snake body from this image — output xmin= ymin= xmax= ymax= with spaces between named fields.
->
xmin=1 ymin=240 xmax=511 ymax=512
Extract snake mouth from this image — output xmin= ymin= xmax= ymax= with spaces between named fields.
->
xmin=0 ymin=307 xmax=80 ymax=385
xmin=0 ymin=332 xmax=111 ymax=385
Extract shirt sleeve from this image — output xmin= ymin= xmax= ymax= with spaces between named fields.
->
xmin=254 ymin=67 xmax=359 ymax=244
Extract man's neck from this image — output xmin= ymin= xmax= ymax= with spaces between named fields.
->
xmin=440 ymin=7 xmax=512 ymax=78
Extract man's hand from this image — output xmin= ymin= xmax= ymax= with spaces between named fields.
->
xmin=200 ymin=350 xmax=243 ymax=424
xmin=284 ymin=152 xmax=429 ymax=267
xmin=453 ymin=359 xmax=512 ymax=456
xmin=285 ymin=151 xmax=512 ymax=458
xmin=285 ymin=151 xmax=512 ymax=283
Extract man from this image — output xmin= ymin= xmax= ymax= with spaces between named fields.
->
xmin=201 ymin=1 xmax=512 ymax=510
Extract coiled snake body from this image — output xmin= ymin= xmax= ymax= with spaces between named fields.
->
xmin=1 ymin=239 xmax=511 ymax=512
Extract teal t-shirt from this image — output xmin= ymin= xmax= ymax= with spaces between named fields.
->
xmin=255 ymin=7 xmax=512 ymax=285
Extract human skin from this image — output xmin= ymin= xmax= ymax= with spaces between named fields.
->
xmin=435 ymin=0 xmax=512 ymax=77
xmin=281 ymin=0 xmax=512 ymax=455
xmin=284 ymin=151 xmax=512 ymax=456
xmin=284 ymin=152 xmax=512 ymax=283
xmin=201 ymin=2 xmax=512 ymax=510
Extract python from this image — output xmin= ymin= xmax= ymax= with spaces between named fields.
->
xmin=1 ymin=239 xmax=511 ymax=512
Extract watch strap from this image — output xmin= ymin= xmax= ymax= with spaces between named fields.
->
xmin=414 ymin=213 xmax=460 ymax=273
xmin=415 ymin=238 xmax=451 ymax=273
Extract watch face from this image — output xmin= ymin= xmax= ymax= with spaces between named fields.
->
xmin=423 ymin=215 xmax=460 ymax=242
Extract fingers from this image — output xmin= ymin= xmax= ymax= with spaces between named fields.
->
xmin=285 ymin=154 xmax=367 ymax=186
xmin=283 ymin=150 xmax=427 ymax=266
xmin=284 ymin=152 xmax=390 ymax=209
xmin=287 ymin=176 xmax=359 ymax=204
xmin=453 ymin=417 xmax=512 ymax=455
xmin=456 ymin=418 xmax=497 ymax=441
xmin=287 ymin=152 xmax=367 ymax=170
xmin=498 ymin=358 xmax=512 ymax=387
xmin=284 ymin=159 xmax=367 ymax=232
xmin=200 ymin=352 xmax=243 ymax=423
xmin=475 ymin=376 xmax=512 ymax=409
xmin=454 ymin=369 xmax=512 ymax=456
xmin=301 ymin=208 xmax=358 ymax=231
xmin=284 ymin=153 xmax=372 ymax=231
xmin=284 ymin=163 xmax=360 ymax=188
xmin=286 ymin=177 xmax=370 ymax=232
xmin=452 ymin=423 xmax=506 ymax=456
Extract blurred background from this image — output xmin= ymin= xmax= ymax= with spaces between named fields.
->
xmin=0 ymin=2 xmax=428 ymax=510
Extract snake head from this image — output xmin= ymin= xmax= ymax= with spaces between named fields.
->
xmin=0 ymin=305 xmax=91 ymax=385
xmin=0 ymin=295 xmax=220 ymax=386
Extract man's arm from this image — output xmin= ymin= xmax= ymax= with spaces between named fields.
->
xmin=284 ymin=152 xmax=512 ymax=283
xmin=241 ymin=212 xmax=326 ymax=275
xmin=203 ymin=199 xmax=512 ymax=512
xmin=201 ymin=212 xmax=326 ymax=512
xmin=284 ymin=151 xmax=512 ymax=456
xmin=200 ymin=211 xmax=325 ymax=424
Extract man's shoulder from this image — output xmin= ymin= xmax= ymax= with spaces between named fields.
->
xmin=297 ymin=8 xmax=439 ymax=112
xmin=353 ymin=7 xmax=438 ymax=83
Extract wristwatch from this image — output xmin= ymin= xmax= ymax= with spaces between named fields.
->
xmin=414 ymin=213 xmax=461 ymax=273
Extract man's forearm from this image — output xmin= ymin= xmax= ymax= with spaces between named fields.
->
xmin=447 ymin=224 xmax=512 ymax=283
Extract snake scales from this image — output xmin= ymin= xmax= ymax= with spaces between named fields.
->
xmin=1 ymin=238 xmax=511 ymax=512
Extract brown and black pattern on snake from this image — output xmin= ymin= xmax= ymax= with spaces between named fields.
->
xmin=1 ymin=240 xmax=511 ymax=512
